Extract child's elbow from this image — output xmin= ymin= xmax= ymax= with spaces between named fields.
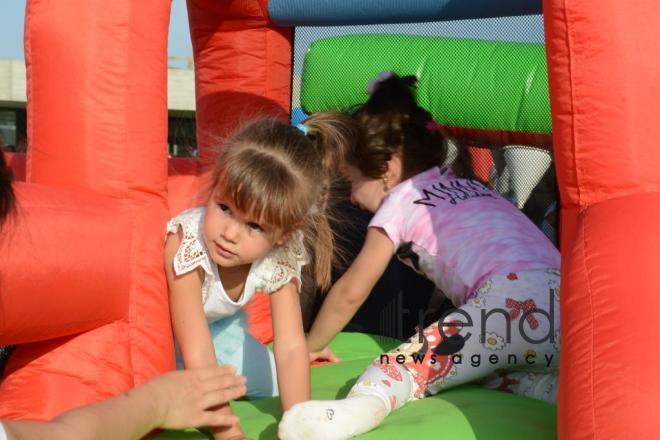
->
xmin=181 ymin=350 xmax=215 ymax=369
xmin=274 ymin=341 xmax=307 ymax=361
xmin=337 ymin=284 xmax=368 ymax=308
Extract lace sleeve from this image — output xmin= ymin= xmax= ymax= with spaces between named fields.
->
xmin=165 ymin=207 xmax=214 ymax=278
xmin=254 ymin=231 xmax=308 ymax=294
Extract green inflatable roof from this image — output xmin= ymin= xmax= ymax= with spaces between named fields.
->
xmin=300 ymin=34 xmax=552 ymax=147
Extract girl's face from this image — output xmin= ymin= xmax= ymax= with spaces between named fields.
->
xmin=341 ymin=164 xmax=388 ymax=213
xmin=203 ymin=192 xmax=283 ymax=268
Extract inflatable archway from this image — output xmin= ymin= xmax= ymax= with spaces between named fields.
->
xmin=0 ymin=0 xmax=291 ymax=420
xmin=1 ymin=0 xmax=659 ymax=438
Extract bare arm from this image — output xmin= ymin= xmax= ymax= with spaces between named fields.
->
xmin=165 ymin=232 xmax=244 ymax=439
xmin=2 ymin=366 xmax=246 ymax=440
xmin=165 ymin=230 xmax=217 ymax=369
xmin=270 ymin=281 xmax=310 ymax=411
xmin=306 ymin=227 xmax=394 ymax=353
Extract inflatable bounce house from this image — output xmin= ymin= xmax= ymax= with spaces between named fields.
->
xmin=2 ymin=0 xmax=659 ymax=438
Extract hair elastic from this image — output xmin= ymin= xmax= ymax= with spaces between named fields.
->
xmin=367 ymin=70 xmax=395 ymax=95
xmin=425 ymin=120 xmax=442 ymax=134
xmin=296 ymin=123 xmax=308 ymax=136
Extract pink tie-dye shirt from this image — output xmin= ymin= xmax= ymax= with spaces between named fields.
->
xmin=369 ymin=166 xmax=560 ymax=306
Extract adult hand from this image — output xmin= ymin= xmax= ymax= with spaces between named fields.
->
xmin=151 ymin=365 xmax=247 ymax=429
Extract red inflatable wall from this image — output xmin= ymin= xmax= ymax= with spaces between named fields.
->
xmin=0 ymin=0 xmax=174 ymax=419
xmin=187 ymin=0 xmax=292 ymax=167
xmin=544 ymin=0 xmax=660 ymax=438
xmin=0 ymin=0 xmax=291 ymax=419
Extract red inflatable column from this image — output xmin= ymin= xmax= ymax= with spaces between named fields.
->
xmin=545 ymin=1 xmax=660 ymax=438
xmin=0 ymin=0 xmax=174 ymax=419
xmin=187 ymin=0 xmax=293 ymax=167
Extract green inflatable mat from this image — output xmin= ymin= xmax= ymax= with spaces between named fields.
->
xmin=154 ymin=332 xmax=555 ymax=439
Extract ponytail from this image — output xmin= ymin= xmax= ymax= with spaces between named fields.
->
xmin=297 ymin=112 xmax=358 ymax=290
xmin=301 ymin=112 xmax=358 ymax=173
xmin=306 ymin=208 xmax=334 ymax=290
xmin=353 ymin=73 xmax=477 ymax=181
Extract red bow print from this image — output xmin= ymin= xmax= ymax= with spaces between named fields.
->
xmin=505 ymin=298 xmax=539 ymax=330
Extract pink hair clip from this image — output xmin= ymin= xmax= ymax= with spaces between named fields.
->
xmin=425 ymin=120 xmax=442 ymax=134
xmin=367 ymin=71 xmax=395 ymax=95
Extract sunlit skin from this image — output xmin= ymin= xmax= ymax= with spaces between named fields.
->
xmin=341 ymin=165 xmax=388 ymax=213
xmin=165 ymin=191 xmax=308 ymax=440
xmin=341 ymin=157 xmax=402 ymax=213
xmin=203 ymin=192 xmax=285 ymax=280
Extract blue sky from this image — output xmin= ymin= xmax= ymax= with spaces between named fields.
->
xmin=0 ymin=0 xmax=193 ymax=60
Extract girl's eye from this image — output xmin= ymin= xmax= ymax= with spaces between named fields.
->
xmin=218 ymin=203 xmax=231 ymax=215
xmin=246 ymin=222 xmax=263 ymax=232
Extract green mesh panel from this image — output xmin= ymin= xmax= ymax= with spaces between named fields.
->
xmin=301 ymin=34 xmax=550 ymax=134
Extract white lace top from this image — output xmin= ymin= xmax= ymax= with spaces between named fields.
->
xmin=166 ymin=207 xmax=308 ymax=323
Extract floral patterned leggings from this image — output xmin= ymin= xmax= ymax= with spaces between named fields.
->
xmin=348 ymin=269 xmax=560 ymax=411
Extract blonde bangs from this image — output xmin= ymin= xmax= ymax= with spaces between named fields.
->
xmin=215 ymin=148 xmax=309 ymax=235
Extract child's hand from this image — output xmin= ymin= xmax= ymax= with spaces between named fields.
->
xmin=149 ymin=365 xmax=247 ymax=429
xmin=309 ymin=346 xmax=340 ymax=364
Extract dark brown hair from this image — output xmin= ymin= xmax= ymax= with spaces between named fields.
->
xmin=351 ymin=74 xmax=476 ymax=181
xmin=0 ymin=152 xmax=15 ymax=229
xmin=210 ymin=113 xmax=358 ymax=290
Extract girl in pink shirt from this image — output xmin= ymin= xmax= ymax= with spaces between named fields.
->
xmin=280 ymin=74 xmax=560 ymax=440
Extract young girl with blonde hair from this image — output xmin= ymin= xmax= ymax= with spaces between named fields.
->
xmin=164 ymin=114 xmax=356 ymax=439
